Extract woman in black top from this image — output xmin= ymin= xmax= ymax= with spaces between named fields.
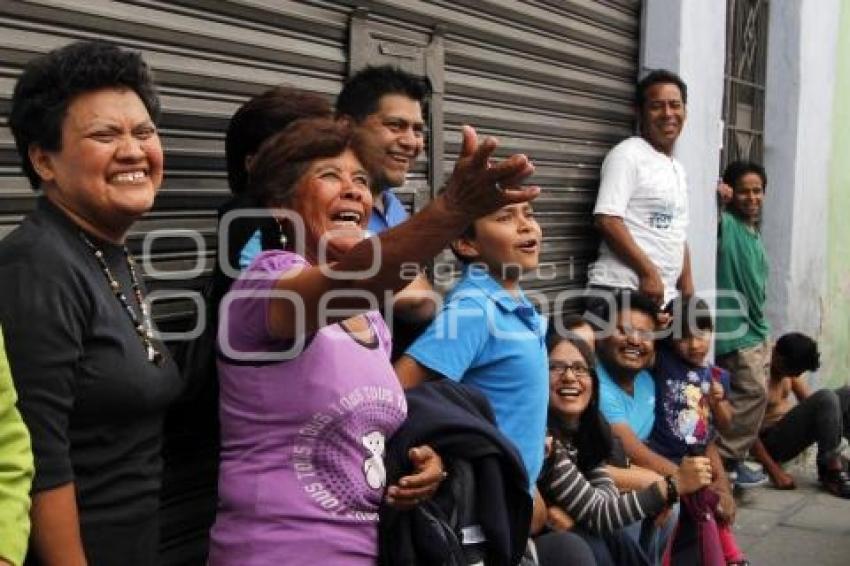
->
xmin=0 ymin=40 xmax=183 ymax=565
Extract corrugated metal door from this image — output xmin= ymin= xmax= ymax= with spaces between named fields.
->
xmin=0 ymin=1 xmax=639 ymax=563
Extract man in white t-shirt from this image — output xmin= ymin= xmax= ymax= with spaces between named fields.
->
xmin=587 ymin=69 xmax=694 ymax=312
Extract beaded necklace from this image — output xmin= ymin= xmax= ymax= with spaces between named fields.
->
xmin=79 ymin=232 xmax=163 ymax=365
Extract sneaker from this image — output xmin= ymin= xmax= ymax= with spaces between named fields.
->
xmin=820 ymin=468 xmax=850 ymax=498
xmin=734 ymin=462 xmax=769 ymax=488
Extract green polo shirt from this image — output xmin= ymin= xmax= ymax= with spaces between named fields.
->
xmin=715 ymin=211 xmax=770 ymax=356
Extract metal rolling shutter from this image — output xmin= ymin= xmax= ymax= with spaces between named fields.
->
xmin=0 ymin=1 xmax=638 ymax=563
xmin=1 ymin=0 xmax=352 ymax=330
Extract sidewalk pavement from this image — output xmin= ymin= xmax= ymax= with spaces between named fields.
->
xmin=734 ymin=456 xmax=850 ymax=565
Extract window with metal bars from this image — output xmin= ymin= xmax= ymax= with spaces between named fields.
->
xmin=721 ymin=0 xmax=770 ymax=169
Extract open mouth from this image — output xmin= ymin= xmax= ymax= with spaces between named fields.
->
xmin=389 ymin=152 xmax=413 ymax=166
xmin=517 ymin=239 xmax=539 ymax=253
xmin=622 ymin=346 xmax=644 ymax=360
xmin=330 ymin=210 xmax=363 ymax=227
xmin=557 ymin=386 xmax=582 ymax=398
xmin=109 ymin=170 xmax=149 ymax=184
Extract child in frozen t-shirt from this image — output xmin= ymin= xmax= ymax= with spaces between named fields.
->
xmin=649 ymin=296 xmax=747 ymax=566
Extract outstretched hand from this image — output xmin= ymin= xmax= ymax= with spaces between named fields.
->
xmin=441 ymin=125 xmax=539 ymax=221
xmin=385 ymin=445 xmax=446 ymax=510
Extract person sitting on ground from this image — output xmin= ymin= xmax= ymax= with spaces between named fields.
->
xmin=594 ymin=291 xmax=732 ymax=563
xmin=394 ymin=192 xmax=596 ymax=565
xmin=0 ymin=327 xmax=33 ymax=566
xmin=714 ymin=160 xmax=771 ymax=488
xmin=648 ymin=297 xmax=746 ymax=565
xmin=750 ymin=333 xmax=850 ymax=498
xmin=560 ymin=311 xmax=674 ymax=495
xmin=540 ymin=328 xmax=711 ymax=566
xmin=208 ymin=118 xmax=539 ymax=563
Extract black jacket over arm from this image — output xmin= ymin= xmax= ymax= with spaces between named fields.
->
xmin=380 ymin=379 xmax=531 ymax=566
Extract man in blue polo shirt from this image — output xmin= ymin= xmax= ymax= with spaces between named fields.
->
xmin=336 ymin=65 xmax=425 ymax=235
xmin=597 ymin=291 xmax=660 ymax=448
xmin=337 ymin=66 xmax=436 ymax=353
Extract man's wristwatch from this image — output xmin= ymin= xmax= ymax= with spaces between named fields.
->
xmin=664 ymin=475 xmax=679 ymax=505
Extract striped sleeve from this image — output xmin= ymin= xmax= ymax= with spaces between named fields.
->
xmin=539 ymin=440 xmax=667 ymax=535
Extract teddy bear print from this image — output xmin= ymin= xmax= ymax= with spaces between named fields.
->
xmin=362 ymin=430 xmax=387 ymax=490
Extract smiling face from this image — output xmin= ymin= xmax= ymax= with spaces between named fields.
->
xmin=731 ymin=172 xmax=765 ymax=225
xmin=289 ymin=149 xmax=373 ymax=261
xmin=453 ymin=202 xmax=542 ymax=287
xmin=357 ymin=94 xmax=424 ymax=189
xmin=29 ymin=87 xmax=163 ymax=242
xmin=639 ymin=82 xmax=686 ymax=155
xmin=598 ymin=308 xmax=657 ymax=375
xmin=549 ymin=340 xmax=594 ymax=424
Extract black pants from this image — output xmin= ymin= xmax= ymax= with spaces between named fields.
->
xmin=534 ymin=531 xmax=596 ymax=566
xmin=761 ymin=387 xmax=850 ymax=465
xmin=576 ymin=528 xmax=650 ymax=566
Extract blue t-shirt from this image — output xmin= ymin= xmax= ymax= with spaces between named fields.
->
xmin=367 ymin=190 xmax=409 ymax=235
xmin=598 ymin=362 xmax=656 ymax=441
xmin=406 ymin=264 xmax=549 ymax=488
xmin=648 ymin=347 xmax=731 ymax=462
xmin=239 ymin=230 xmax=264 ymax=269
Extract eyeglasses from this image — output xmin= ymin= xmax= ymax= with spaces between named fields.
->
xmin=549 ymin=361 xmax=590 ymax=378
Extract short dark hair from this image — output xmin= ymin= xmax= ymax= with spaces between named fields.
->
xmin=9 ymin=40 xmax=160 ymax=190
xmin=448 ymin=223 xmax=478 ymax=264
xmin=664 ymin=295 xmax=713 ymax=339
xmin=336 ymin=65 xmax=430 ymax=122
xmin=563 ymin=313 xmax=592 ymax=332
xmin=774 ymin=332 xmax=821 ymax=376
xmin=636 ymin=69 xmax=688 ymax=109
xmin=722 ymin=160 xmax=768 ymax=192
xmin=246 ymin=117 xmax=378 ymax=209
xmin=226 ymin=87 xmax=332 ymax=195
xmin=545 ymin=326 xmax=613 ymax=473
xmin=598 ymin=289 xmax=660 ymax=327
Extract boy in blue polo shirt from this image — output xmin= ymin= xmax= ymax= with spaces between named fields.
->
xmin=394 ymin=200 xmax=548 ymax=489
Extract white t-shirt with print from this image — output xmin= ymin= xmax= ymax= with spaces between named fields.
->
xmin=588 ymin=136 xmax=689 ymax=305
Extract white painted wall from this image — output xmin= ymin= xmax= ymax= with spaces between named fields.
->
xmin=641 ymin=0 xmax=727 ymax=306
xmin=762 ymin=0 xmax=839 ymax=338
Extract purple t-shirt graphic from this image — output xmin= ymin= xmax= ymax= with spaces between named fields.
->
xmin=209 ymin=251 xmax=407 ymax=565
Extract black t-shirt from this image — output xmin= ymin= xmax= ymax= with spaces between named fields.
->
xmin=0 ymin=198 xmax=184 ymax=565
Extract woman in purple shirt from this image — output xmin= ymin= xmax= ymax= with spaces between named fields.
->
xmin=208 ymin=116 xmax=539 ymax=564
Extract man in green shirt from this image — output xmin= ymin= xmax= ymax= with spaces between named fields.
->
xmin=0 ymin=327 xmax=33 ymax=566
xmin=714 ymin=161 xmax=771 ymax=487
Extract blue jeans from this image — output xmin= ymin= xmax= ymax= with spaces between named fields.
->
xmin=623 ymin=504 xmax=679 ymax=565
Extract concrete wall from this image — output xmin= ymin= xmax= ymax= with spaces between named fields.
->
xmin=762 ymin=0 xmax=840 ymax=346
xmin=821 ymin=0 xmax=850 ymax=388
xmin=641 ymin=0 xmax=727 ymax=303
